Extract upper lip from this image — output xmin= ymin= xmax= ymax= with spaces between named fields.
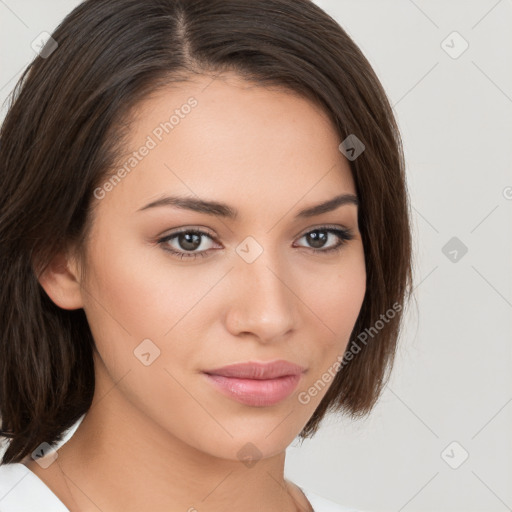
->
xmin=203 ymin=360 xmax=306 ymax=380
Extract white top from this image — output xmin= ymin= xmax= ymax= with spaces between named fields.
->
xmin=0 ymin=462 xmax=363 ymax=511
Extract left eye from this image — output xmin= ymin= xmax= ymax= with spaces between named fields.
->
xmin=157 ymin=226 xmax=354 ymax=260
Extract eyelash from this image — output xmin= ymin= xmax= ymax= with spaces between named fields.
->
xmin=157 ymin=225 xmax=354 ymax=261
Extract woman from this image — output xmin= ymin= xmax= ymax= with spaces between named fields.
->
xmin=0 ymin=0 xmax=414 ymax=510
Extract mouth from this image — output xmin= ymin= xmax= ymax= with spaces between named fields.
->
xmin=202 ymin=360 xmax=306 ymax=407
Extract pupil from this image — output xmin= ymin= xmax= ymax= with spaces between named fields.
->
xmin=307 ymin=230 xmax=327 ymax=249
xmin=179 ymin=232 xmax=201 ymax=251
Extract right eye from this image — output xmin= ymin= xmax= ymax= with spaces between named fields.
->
xmin=157 ymin=229 xmax=220 ymax=260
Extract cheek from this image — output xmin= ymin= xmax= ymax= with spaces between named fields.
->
xmin=83 ymin=224 xmax=195 ymax=336
xmin=81 ymin=228 xmax=220 ymax=377
xmin=292 ymin=250 xmax=366 ymax=411
xmin=300 ymin=247 xmax=366 ymax=349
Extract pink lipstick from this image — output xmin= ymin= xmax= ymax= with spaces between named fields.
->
xmin=203 ymin=360 xmax=306 ymax=407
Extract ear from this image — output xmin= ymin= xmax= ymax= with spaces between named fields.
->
xmin=33 ymin=249 xmax=84 ymax=310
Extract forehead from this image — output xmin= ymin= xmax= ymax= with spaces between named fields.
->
xmin=97 ymin=73 xmax=356 ymax=220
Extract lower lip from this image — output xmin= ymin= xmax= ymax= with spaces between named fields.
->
xmin=203 ymin=373 xmax=302 ymax=406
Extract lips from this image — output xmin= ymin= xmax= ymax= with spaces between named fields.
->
xmin=203 ymin=360 xmax=306 ymax=380
xmin=202 ymin=360 xmax=307 ymax=407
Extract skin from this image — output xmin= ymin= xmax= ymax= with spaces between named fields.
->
xmin=25 ymin=72 xmax=366 ymax=512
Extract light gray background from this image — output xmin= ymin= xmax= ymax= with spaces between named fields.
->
xmin=1 ymin=1 xmax=511 ymax=511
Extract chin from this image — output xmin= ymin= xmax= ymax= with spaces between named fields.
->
xmin=185 ymin=425 xmax=296 ymax=463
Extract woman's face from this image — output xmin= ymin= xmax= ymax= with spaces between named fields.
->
xmin=76 ymin=73 xmax=366 ymax=461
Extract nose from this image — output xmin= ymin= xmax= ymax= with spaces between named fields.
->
xmin=224 ymin=247 xmax=297 ymax=343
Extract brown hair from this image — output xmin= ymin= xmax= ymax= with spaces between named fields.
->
xmin=0 ymin=0 xmax=415 ymax=464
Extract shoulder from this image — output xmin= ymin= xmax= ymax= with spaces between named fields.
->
xmin=0 ymin=462 xmax=69 ymax=511
xmin=300 ymin=486 xmax=367 ymax=512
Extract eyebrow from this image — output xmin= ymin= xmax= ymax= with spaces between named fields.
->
xmin=136 ymin=193 xmax=359 ymax=219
